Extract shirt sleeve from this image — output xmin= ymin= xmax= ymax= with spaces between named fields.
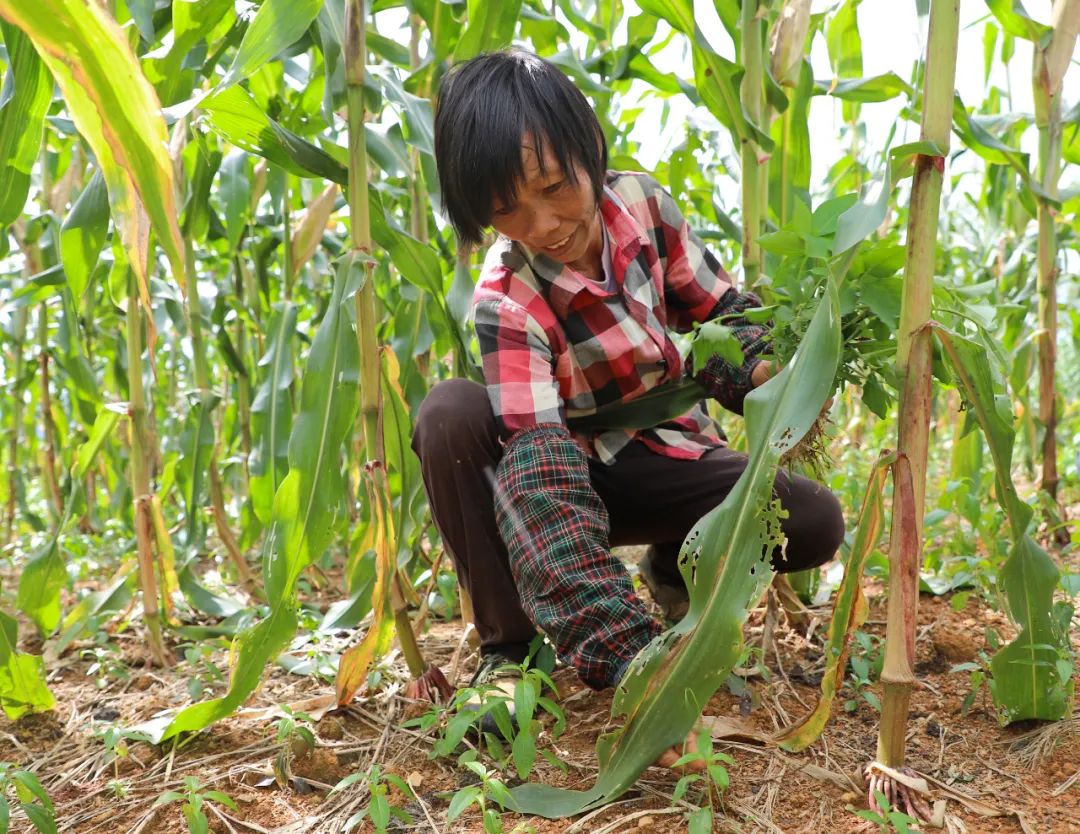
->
xmin=474 ymin=297 xmax=564 ymax=436
xmin=494 ymin=424 xmax=663 ymax=689
xmin=645 ymin=180 xmax=770 ymax=414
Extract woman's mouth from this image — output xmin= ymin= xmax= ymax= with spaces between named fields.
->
xmin=544 ymin=230 xmax=574 ymax=253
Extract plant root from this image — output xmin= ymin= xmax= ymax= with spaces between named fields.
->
xmin=864 ymin=761 xmax=940 ymax=825
xmin=405 ymin=664 xmax=454 ymax=702
xmin=780 ymin=412 xmax=832 ymax=478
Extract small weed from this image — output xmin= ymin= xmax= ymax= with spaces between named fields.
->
xmin=152 ymin=776 xmax=238 ymax=834
xmin=445 ymin=752 xmax=516 ymax=834
xmin=854 ymin=789 xmax=921 ymax=832
xmin=845 ymin=630 xmax=884 ymax=713
xmin=177 ymin=643 xmax=226 ymax=700
xmin=272 ymin=706 xmax=316 ymax=785
xmin=81 ymin=640 xmax=129 ymax=689
xmin=0 ymin=763 xmax=55 ymax=834
xmin=671 ymin=726 xmax=735 ymax=834
xmin=332 ymin=764 xmax=414 ymax=833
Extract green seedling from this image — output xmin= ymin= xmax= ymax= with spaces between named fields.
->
xmin=332 ymin=764 xmax=415 ymax=833
xmin=854 ymin=789 xmax=921 ymax=833
xmin=152 ymin=776 xmax=238 ymax=834
xmin=0 ymin=763 xmax=55 ymax=834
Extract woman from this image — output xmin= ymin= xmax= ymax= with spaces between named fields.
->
xmin=411 ymin=50 xmax=843 ymax=727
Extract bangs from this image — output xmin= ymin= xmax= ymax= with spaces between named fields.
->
xmin=434 ymin=50 xmax=607 ymax=249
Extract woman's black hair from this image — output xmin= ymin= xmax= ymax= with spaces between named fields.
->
xmin=434 ymin=49 xmax=608 ymax=249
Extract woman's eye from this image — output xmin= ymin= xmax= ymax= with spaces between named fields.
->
xmin=492 ymin=205 xmax=514 ymax=217
xmin=543 ymin=180 xmax=565 ymax=195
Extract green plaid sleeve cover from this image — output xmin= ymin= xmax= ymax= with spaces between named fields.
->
xmin=493 ymin=423 xmax=663 ymax=689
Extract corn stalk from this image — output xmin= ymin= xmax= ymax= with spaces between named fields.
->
xmin=334 ymin=0 xmax=450 ymax=706
xmin=872 ymin=0 xmax=959 ymax=807
xmin=126 ymin=268 xmax=170 ymax=667
xmin=1031 ymin=0 xmax=1079 ymax=507
xmin=740 ymin=0 xmax=766 ymax=288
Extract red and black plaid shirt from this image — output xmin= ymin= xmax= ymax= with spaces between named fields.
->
xmin=476 ymin=172 xmax=768 ymax=688
xmin=474 ymin=171 xmax=765 ymax=462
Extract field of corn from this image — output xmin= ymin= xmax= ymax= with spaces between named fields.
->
xmin=0 ymin=0 xmax=1078 ymax=831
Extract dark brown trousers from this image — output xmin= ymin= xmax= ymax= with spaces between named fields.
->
xmin=411 ymin=379 xmax=845 ymax=655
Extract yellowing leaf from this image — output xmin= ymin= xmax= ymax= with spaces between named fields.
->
xmin=0 ymin=0 xmax=184 ymax=312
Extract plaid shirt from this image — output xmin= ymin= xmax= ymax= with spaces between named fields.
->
xmin=475 ymin=171 xmax=766 ymax=463
xmin=476 ymin=172 xmax=768 ymax=689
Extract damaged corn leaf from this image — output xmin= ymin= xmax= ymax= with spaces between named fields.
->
xmin=508 ymin=280 xmax=841 ymax=817
xmin=933 ymin=325 xmax=1072 ymax=723
xmin=776 ymin=450 xmax=893 ymax=751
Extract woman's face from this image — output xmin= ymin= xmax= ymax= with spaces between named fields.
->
xmin=489 ymin=134 xmax=602 ymax=269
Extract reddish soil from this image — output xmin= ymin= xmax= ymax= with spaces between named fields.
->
xmin=3 ymin=577 xmax=1080 ymax=833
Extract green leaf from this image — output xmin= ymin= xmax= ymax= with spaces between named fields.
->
xmin=508 ymin=281 xmax=841 ymax=817
xmin=200 ymin=85 xmax=349 ymax=184
xmin=453 ymin=0 xmax=523 ymax=61
xmin=0 ymin=612 xmax=55 ymax=720
xmin=175 ymin=392 xmax=219 ymax=547
xmin=20 ymin=802 xmax=57 ymax=834
xmin=637 ymin=0 xmax=772 ymax=151
xmin=0 ymin=0 xmax=186 ymax=289
xmin=933 ymin=326 xmax=1071 ymax=722
xmin=159 ymin=256 xmax=360 ymax=741
xmin=814 ymin=72 xmax=912 ymax=103
xmin=0 ymin=22 xmax=52 ymax=226
xmin=833 ymin=166 xmax=891 ymax=255
xmin=825 ymin=0 xmax=863 ymax=122
xmin=218 ymin=150 xmax=251 ymax=251
xmin=59 ymin=170 xmax=110 ymax=303
xmin=250 ymin=303 xmax=297 ymax=527
xmin=512 ymin=727 xmax=536 ymax=780
xmin=688 ymin=806 xmax=713 ymax=834
xmin=984 ymin=0 xmax=1052 ymax=42
xmin=757 ymin=230 xmax=805 ymax=256
xmin=447 ymin=786 xmax=481 ymax=822
xmin=219 ymin=0 xmax=323 ymax=89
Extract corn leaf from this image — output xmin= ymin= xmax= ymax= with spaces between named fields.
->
xmin=453 ymin=0 xmax=524 ymax=61
xmin=175 ymin=392 xmax=219 ymax=548
xmin=0 ymin=22 xmax=51 ymax=226
xmin=814 ymin=72 xmax=913 ymax=103
xmin=199 ymin=85 xmax=349 ymax=184
xmin=17 ymin=405 xmax=122 ymax=635
xmin=509 ymin=281 xmax=841 ymax=817
xmin=59 ymin=170 xmax=110 ymax=303
xmin=219 ymin=0 xmax=324 ymax=90
xmin=984 ymin=0 xmax=1052 ymax=42
xmin=825 ymin=0 xmax=863 ymax=122
xmin=0 ymin=0 xmax=185 ymax=293
xmin=932 ymin=325 xmax=1071 ymax=722
xmin=776 ymin=451 xmax=893 ymax=751
xmin=159 ymin=255 xmax=361 ymax=741
xmin=249 ymin=303 xmax=298 ymax=526
xmin=566 ymin=381 xmax=707 ymax=433
xmin=769 ymin=60 xmax=813 ymax=227
xmin=637 ymin=0 xmax=772 ymax=151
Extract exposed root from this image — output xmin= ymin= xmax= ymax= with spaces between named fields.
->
xmin=404 ymin=664 xmax=454 ymax=702
xmin=864 ymin=761 xmax=938 ymax=825
xmin=780 ymin=412 xmax=832 ymax=478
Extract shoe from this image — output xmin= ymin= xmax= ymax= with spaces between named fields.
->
xmin=462 ymin=641 xmax=556 ymax=740
xmin=638 ymin=546 xmax=690 ymax=622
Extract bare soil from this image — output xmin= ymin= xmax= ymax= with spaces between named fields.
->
xmin=4 ymin=571 xmax=1080 ymax=834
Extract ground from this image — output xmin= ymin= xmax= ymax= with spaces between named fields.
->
xmin=4 ymin=562 xmax=1080 ymax=834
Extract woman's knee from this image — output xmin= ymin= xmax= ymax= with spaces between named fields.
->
xmin=412 ymin=379 xmax=497 ymax=457
xmin=775 ymin=476 xmax=845 ymax=572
